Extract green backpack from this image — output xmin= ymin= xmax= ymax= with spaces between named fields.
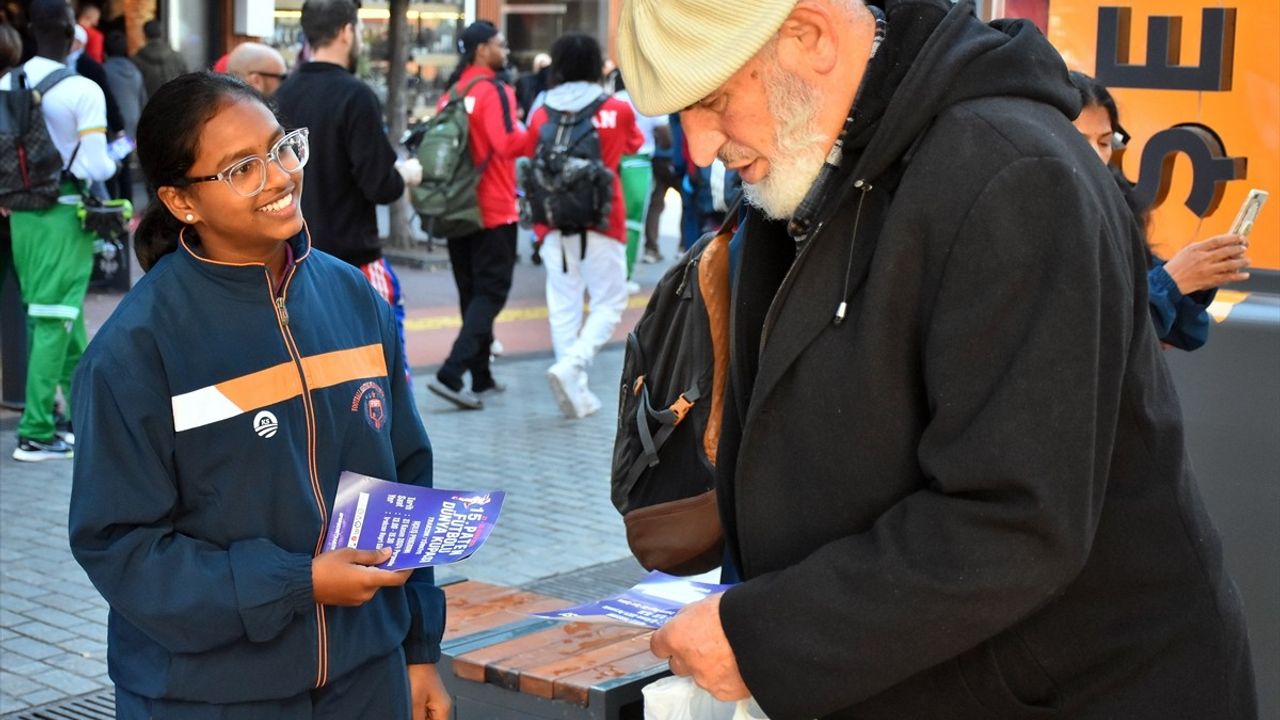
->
xmin=411 ymin=76 xmax=513 ymax=239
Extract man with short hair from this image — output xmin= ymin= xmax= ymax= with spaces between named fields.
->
xmin=275 ymin=0 xmax=422 ymax=383
xmin=618 ymin=1 xmax=1257 ymax=718
xmin=2 ymin=0 xmax=117 ymax=461
xmin=226 ymin=41 xmax=287 ymax=96
xmin=131 ymin=19 xmax=186 ymax=97
xmin=425 ymin=21 xmax=525 ymax=410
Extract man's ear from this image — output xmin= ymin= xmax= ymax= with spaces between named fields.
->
xmin=157 ymin=186 xmax=199 ymax=225
xmin=775 ymin=2 xmax=840 ymax=76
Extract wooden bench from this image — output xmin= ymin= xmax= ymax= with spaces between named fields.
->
xmin=440 ymin=580 xmax=670 ymax=719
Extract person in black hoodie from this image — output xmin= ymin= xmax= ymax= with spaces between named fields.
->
xmin=275 ymin=0 xmax=422 ymax=381
xmin=616 ymin=1 xmax=1256 ymax=719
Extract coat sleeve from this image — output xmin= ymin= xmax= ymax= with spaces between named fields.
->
xmin=69 ymin=351 xmax=315 ymax=654
xmin=719 ymin=156 xmax=1136 ymax=718
xmin=379 ymin=300 xmax=446 ymax=664
xmin=346 ymin=86 xmax=406 ymax=205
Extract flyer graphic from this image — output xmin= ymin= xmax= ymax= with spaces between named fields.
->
xmin=531 ymin=571 xmax=733 ymax=629
xmin=324 ymin=471 xmax=505 ymax=570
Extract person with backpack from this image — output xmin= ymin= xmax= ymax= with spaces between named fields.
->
xmin=521 ymin=33 xmax=641 ymax=419
xmin=1 ymin=0 xmax=116 ymax=461
xmin=617 ymin=0 xmax=1256 ymax=717
xmin=423 ymin=21 xmax=526 ymax=411
xmin=275 ymin=0 xmax=422 ymax=384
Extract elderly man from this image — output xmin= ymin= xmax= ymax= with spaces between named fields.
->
xmin=617 ymin=1 xmax=1256 ymax=719
xmin=226 ymin=41 xmax=287 ymax=96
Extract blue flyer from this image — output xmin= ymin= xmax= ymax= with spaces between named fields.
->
xmin=324 ymin=471 xmax=505 ymax=570
xmin=531 ymin=571 xmax=732 ymax=629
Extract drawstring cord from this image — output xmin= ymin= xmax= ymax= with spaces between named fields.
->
xmin=834 ymin=180 xmax=872 ymax=325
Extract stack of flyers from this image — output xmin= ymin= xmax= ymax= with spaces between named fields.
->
xmin=324 ymin=471 xmax=505 ymax=571
xmin=531 ymin=571 xmax=732 ymax=629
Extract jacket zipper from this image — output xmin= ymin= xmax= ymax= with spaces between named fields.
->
xmin=267 ymin=267 xmax=330 ymax=689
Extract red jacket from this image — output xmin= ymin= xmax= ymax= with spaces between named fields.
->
xmin=523 ymin=93 xmax=643 ymax=244
xmin=437 ymin=66 xmax=526 ymax=229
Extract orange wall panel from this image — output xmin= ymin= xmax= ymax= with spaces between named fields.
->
xmin=1049 ymin=1 xmax=1280 ymax=270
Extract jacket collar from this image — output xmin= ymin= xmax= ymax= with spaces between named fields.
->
xmin=177 ymin=223 xmax=312 ymax=288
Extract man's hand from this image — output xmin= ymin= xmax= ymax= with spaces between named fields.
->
xmin=650 ymin=593 xmax=750 ymax=701
xmin=407 ymin=663 xmax=452 ymax=720
xmin=1162 ymin=233 xmax=1249 ymax=295
xmin=395 ymin=158 xmax=424 ymax=188
xmin=311 ymin=547 xmax=410 ymax=606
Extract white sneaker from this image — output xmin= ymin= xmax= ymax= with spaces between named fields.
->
xmin=625 ymin=280 xmax=641 ymax=295
xmin=490 ymin=338 xmax=505 ymax=357
xmin=581 ymin=389 xmax=602 ymax=418
xmin=546 ymin=358 xmax=590 ymax=419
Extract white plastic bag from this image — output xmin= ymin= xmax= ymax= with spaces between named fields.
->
xmin=643 ymin=676 xmax=771 ymax=720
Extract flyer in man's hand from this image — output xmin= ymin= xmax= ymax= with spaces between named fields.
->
xmin=531 ymin=571 xmax=732 ymax=629
xmin=324 ymin=471 xmax=505 ymax=570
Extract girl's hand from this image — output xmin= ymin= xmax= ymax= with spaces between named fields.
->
xmin=311 ymin=547 xmax=410 ymax=606
xmin=408 ymin=663 xmax=452 ymax=720
xmin=1163 ymin=234 xmax=1249 ymax=294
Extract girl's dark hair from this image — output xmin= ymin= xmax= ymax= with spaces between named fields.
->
xmin=0 ymin=23 xmax=22 ymax=72
xmin=134 ymin=71 xmax=264 ymax=271
xmin=1068 ymin=70 xmax=1120 ymax=138
xmin=550 ymin=33 xmax=603 ymax=85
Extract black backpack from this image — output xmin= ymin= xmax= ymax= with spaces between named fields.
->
xmin=611 ymin=210 xmax=737 ymax=575
xmin=0 ymin=67 xmax=75 ymax=210
xmin=519 ymin=96 xmax=614 ymax=243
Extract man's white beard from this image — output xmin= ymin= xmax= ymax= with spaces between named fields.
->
xmin=741 ymin=63 xmax=829 ymax=221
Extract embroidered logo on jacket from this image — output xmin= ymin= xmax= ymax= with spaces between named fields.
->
xmin=351 ymin=382 xmax=388 ymax=431
xmin=253 ymin=411 xmax=279 ymax=438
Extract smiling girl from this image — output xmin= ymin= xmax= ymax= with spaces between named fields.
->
xmin=68 ymin=72 xmax=451 ymax=720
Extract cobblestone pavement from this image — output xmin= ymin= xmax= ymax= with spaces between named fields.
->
xmin=0 ymin=346 xmax=636 ymax=715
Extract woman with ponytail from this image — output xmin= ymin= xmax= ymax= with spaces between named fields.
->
xmin=68 ymin=72 xmax=451 ymax=720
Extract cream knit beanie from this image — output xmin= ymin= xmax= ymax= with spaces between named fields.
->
xmin=616 ymin=0 xmax=800 ymax=117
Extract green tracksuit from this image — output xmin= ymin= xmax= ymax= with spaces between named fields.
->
xmin=619 ymin=153 xmax=652 ymax=278
xmin=10 ymin=189 xmax=95 ymax=441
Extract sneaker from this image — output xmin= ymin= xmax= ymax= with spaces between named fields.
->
xmin=426 ymin=380 xmax=484 ymax=410
xmin=581 ymin=389 xmax=602 ymax=418
xmin=625 ymin=280 xmax=642 ymax=295
xmin=54 ymin=416 xmax=75 ymax=447
xmin=490 ymin=338 xmax=505 ymax=358
xmin=642 ymin=249 xmax=663 ymax=264
xmin=13 ymin=436 xmax=74 ymax=462
xmin=474 ymin=380 xmax=507 ymax=396
xmin=546 ymin=358 xmax=590 ymax=419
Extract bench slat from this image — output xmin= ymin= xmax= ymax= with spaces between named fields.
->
xmin=454 ymin=623 xmax=646 ymax=689
xmin=518 ymin=632 xmax=656 ymax=700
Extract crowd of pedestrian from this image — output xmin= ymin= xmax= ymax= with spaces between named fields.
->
xmin=0 ymin=0 xmax=1261 ymax=718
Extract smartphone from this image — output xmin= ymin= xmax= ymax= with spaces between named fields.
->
xmin=1227 ymin=189 xmax=1268 ymax=237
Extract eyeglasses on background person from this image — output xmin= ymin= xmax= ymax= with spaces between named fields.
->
xmin=183 ymin=127 xmax=309 ymax=197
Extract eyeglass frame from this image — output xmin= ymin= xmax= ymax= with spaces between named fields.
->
xmin=182 ymin=127 xmax=309 ymax=197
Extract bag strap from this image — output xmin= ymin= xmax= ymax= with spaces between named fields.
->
xmin=627 ymin=381 xmax=703 ymax=488
xmin=33 ymin=67 xmax=75 ymax=96
xmin=456 ymin=76 xmax=514 ymax=175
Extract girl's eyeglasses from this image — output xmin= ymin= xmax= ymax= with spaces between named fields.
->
xmin=184 ymin=128 xmax=309 ymax=197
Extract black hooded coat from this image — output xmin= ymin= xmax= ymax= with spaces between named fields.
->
xmin=713 ymin=2 xmax=1256 ymax=718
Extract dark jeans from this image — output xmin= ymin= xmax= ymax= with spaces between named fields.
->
xmin=440 ymin=223 xmax=517 ymax=391
xmin=644 ymin=157 xmax=681 ymax=254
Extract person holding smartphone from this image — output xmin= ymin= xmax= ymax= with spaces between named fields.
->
xmin=1069 ymin=71 xmax=1250 ymax=350
xmin=68 ymin=72 xmax=451 ymax=719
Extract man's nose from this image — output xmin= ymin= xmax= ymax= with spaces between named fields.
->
xmin=680 ymin=109 xmax=727 ymax=169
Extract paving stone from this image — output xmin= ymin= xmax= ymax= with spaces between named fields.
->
xmin=1 ymin=636 xmax=61 ymax=661
xmin=28 ymin=667 xmax=104 ymax=697
xmin=0 ymin=694 xmax=29 ymax=715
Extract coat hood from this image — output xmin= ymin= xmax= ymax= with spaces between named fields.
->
xmin=848 ymin=0 xmax=1081 ymax=184
xmin=544 ymin=81 xmax=608 ymax=113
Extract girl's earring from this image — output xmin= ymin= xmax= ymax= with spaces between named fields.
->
xmin=185 ymin=214 xmax=194 ymax=222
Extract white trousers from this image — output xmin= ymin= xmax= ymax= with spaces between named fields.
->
xmin=542 ymin=230 xmax=629 ymax=367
